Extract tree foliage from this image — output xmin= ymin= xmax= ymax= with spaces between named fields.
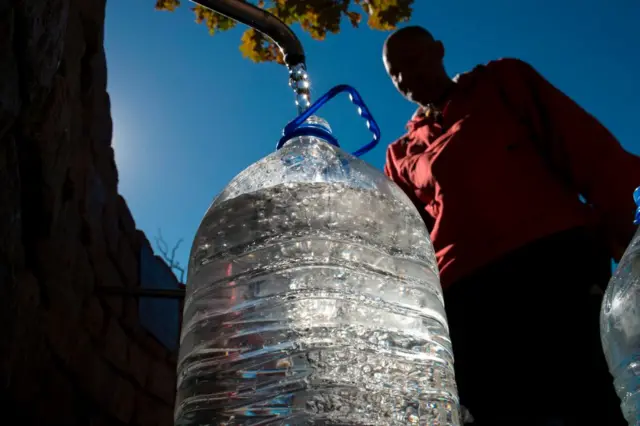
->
xmin=155 ymin=0 xmax=414 ymax=64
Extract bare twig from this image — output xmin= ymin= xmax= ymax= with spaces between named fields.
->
xmin=155 ymin=228 xmax=186 ymax=284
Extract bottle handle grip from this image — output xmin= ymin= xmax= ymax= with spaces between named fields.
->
xmin=634 ymin=186 xmax=640 ymax=225
xmin=278 ymin=84 xmax=381 ymax=157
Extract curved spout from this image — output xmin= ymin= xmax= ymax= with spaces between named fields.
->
xmin=191 ymin=0 xmax=311 ymax=113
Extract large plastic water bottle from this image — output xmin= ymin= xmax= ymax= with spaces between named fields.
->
xmin=175 ymin=86 xmax=460 ymax=425
xmin=600 ymin=187 xmax=640 ymax=425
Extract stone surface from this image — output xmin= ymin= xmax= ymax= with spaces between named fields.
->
xmin=0 ymin=1 xmax=182 ymax=424
xmin=147 ymin=358 xmax=178 ymax=405
xmin=128 ymin=343 xmax=151 ymax=387
xmin=104 ymin=316 xmax=130 ymax=371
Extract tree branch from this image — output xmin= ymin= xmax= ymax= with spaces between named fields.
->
xmin=155 ymin=228 xmax=186 ymax=284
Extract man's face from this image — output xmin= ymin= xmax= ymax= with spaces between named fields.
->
xmin=383 ymin=35 xmax=444 ymax=105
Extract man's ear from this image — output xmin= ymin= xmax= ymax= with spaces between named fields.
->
xmin=435 ymin=40 xmax=445 ymax=60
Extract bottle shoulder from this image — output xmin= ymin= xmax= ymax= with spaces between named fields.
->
xmin=211 ymin=138 xmax=416 ymax=212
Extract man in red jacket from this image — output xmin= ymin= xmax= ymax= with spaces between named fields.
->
xmin=383 ymin=26 xmax=640 ymax=425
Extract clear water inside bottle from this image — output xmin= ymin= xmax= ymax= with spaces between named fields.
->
xmin=176 ymin=180 xmax=459 ymax=425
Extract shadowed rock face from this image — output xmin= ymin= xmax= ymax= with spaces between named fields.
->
xmin=0 ymin=1 xmax=180 ymax=424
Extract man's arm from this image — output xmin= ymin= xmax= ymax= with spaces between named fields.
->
xmin=499 ymin=58 xmax=640 ymax=259
xmin=384 ymin=141 xmax=436 ymax=232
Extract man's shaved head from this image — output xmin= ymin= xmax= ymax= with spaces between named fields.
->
xmin=383 ymin=26 xmax=435 ymax=54
xmin=382 ymin=26 xmax=450 ymax=106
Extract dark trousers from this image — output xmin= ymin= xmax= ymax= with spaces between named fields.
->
xmin=444 ymin=228 xmax=626 ymax=426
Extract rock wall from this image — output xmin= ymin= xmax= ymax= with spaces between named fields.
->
xmin=0 ymin=1 xmax=181 ymax=425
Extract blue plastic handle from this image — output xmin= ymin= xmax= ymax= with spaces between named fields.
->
xmin=277 ymin=84 xmax=381 ymax=157
xmin=634 ymin=186 xmax=640 ymax=225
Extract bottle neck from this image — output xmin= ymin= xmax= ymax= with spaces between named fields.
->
xmin=281 ymin=132 xmax=336 ymax=150
xmin=277 ymin=118 xmax=339 ymax=150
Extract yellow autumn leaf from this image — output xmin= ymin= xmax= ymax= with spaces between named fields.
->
xmin=157 ymin=0 xmax=415 ymax=64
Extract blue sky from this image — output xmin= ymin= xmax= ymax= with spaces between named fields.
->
xmin=105 ymin=0 xmax=640 ymax=278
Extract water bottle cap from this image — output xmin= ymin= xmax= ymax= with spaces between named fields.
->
xmin=277 ymin=115 xmax=339 ymax=149
xmin=303 ymin=116 xmax=332 ymax=132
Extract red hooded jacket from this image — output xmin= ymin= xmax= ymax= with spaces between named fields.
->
xmin=384 ymin=58 xmax=640 ymax=289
